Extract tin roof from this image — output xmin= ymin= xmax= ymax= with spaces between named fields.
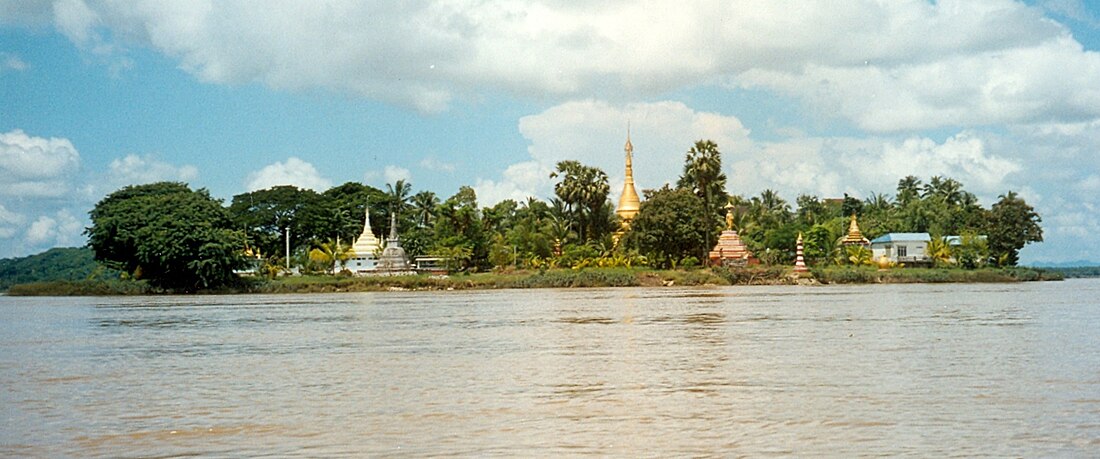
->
xmin=870 ymin=233 xmax=931 ymax=244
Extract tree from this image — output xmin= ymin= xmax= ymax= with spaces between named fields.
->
xmin=987 ymin=191 xmax=1043 ymax=266
xmin=802 ymin=224 xmax=838 ymax=265
xmin=386 ymin=179 xmax=412 ymax=215
xmin=550 ymin=160 xmax=610 ymax=242
xmin=952 ymin=232 xmax=990 ymax=269
xmin=86 ymin=182 xmax=244 ymax=291
xmin=411 ymin=190 xmax=439 ymax=228
xmin=677 ymin=140 xmax=728 ymax=246
xmin=434 ymin=186 xmax=487 ymax=270
xmin=228 ymin=185 xmax=331 ymax=261
xmin=323 ymin=182 xmax=388 ymax=243
xmin=623 ymin=186 xmax=709 ymax=268
xmin=308 ymin=239 xmax=350 ymax=274
xmin=896 ymin=176 xmax=923 ymax=206
xmin=796 ymin=194 xmax=828 ymax=226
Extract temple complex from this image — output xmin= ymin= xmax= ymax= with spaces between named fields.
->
xmin=615 ymin=131 xmax=641 ymax=230
xmin=709 ymin=202 xmax=757 ymax=267
xmin=344 ymin=207 xmax=382 ymax=273
xmin=377 ymin=212 xmax=411 ymax=272
xmin=839 ymin=214 xmax=871 ymax=247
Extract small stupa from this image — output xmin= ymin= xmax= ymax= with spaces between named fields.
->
xmin=793 ymin=232 xmax=810 ymax=274
xmin=839 ymin=214 xmax=870 ymax=247
xmin=377 ymin=212 xmax=410 ymax=272
xmin=709 ymin=202 xmax=757 ymax=267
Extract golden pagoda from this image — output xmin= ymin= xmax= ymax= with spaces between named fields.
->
xmin=839 ymin=214 xmax=870 ymax=246
xmin=709 ymin=202 xmax=757 ymax=267
xmin=615 ymin=130 xmax=641 ymax=229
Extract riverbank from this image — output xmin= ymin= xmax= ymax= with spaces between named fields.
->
xmin=4 ymin=266 xmax=1062 ymax=296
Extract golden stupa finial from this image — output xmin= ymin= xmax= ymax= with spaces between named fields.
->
xmin=724 ymin=201 xmax=735 ymax=231
xmin=625 ymin=121 xmax=633 ymax=155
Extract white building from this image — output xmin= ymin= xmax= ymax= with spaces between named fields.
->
xmin=870 ymin=233 xmax=931 ymax=264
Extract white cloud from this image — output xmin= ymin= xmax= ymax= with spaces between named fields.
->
xmin=0 ymin=204 xmax=25 ymax=239
xmin=28 ymin=0 xmax=1100 ymax=128
xmin=515 ymin=99 xmax=751 ymax=205
xmin=727 ymin=132 xmax=1022 ymax=203
xmin=0 ymin=129 xmax=80 ymax=198
xmin=0 ymin=52 xmax=28 ymax=72
xmin=107 ymin=154 xmax=198 ymax=187
xmin=245 ymin=157 xmax=331 ymax=192
xmin=419 ymin=157 xmax=455 ymax=173
xmin=474 ymin=161 xmax=551 ymax=206
xmin=23 ymin=209 xmax=82 ymax=248
xmin=0 ymin=0 xmax=53 ymax=26
xmin=52 ymin=0 xmax=98 ymax=45
xmin=383 ymin=165 xmax=411 ymax=185
xmin=737 ymin=35 xmax=1100 ymax=131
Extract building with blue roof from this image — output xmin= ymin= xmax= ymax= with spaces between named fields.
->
xmin=871 ymin=233 xmax=932 ymax=265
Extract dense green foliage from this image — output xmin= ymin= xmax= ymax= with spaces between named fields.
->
xmin=0 ymin=247 xmax=115 ymax=291
xmin=624 ymin=185 xmax=710 ymax=268
xmin=810 ymin=266 xmax=1061 ymax=284
xmin=86 ymin=182 xmax=245 ymax=291
xmin=550 ymin=160 xmax=613 ymax=242
xmin=677 ymin=140 xmax=728 ymax=251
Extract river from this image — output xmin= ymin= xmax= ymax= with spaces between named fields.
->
xmin=2 ymin=280 xmax=1098 ymax=457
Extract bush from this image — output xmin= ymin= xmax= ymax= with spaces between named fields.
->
xmin=713 ymin=266 xmax=789 ymax=285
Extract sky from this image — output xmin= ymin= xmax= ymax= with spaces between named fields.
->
xmin=3 ymin=0 xmax=1100 ymax=265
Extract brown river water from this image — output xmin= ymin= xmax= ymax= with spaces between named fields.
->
xmin=2 ymin=280 xmax=1099 ymax=457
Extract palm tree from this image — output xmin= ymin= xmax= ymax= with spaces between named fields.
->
xmin=308 ymin=239 xmax=350 ymax=274
xmin=411 ymin=190 xmax=438 ymax=228
xmin=678 ymin=140 xmax=727 ymax=250
xmin=926 ymin=235 xmax=953 ymax=267
xmin=865 ymin=193 xmax=893 ymax=213
xmin=386 ymin=179 xmax=412 ymax=216
xmin=923 ymin=176 xmax=963 ymax=206
xmin=896 ymin=175 xmax=922 ymax=206
xmin=550 ymin=160 xmax=608 ymax=241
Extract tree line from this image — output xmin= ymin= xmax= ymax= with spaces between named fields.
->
xmin=85 ymin=140 xmax=1043 ymax=290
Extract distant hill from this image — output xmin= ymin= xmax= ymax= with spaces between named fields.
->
xmin=0 ymin=247 xmax=117 ymax=291
xmin=1028 ymin=260 xmax=1100 ymax=268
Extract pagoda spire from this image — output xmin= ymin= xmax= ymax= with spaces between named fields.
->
xmin=350 ymin=205 xmax=382 ymax=257
xmin=388 ymin=211 xmax=398 ymax=240
xmin=615 ymin=126 xmax=641 ymax=226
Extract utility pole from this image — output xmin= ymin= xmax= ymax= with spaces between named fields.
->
xmin=285 ymin=227 xmax=291 ymax=271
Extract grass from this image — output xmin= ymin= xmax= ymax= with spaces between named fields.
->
xmin=810 ymin=266 xmax=1062 ymax=284
xmin=4 ymin=265 xmax=1059 ymax=296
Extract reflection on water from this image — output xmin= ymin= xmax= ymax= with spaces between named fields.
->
xmin=2 ymin=281 xmax=1100 ymax=456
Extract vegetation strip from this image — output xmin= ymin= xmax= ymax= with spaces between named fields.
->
xmin=6 ymin=267 xmax=1061 ymax=296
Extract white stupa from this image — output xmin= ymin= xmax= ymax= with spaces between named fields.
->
xmin=343 ymin=207 xmax=382 ymax=273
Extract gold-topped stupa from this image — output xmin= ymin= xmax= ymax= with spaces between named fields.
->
xmin=709 ymin=202 xmax=757 ymax=267
xmin=839 ymin=214 xmax=870 ymax=246
xmin=615 ymin=130 xmax=641 ymax=229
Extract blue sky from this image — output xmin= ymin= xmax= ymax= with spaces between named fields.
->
xmin=3 ymin=0 xmax=1100 ymax=265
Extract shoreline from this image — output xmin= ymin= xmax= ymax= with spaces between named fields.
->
xmin=4 ymin=266 xmax=1063 ymax=296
